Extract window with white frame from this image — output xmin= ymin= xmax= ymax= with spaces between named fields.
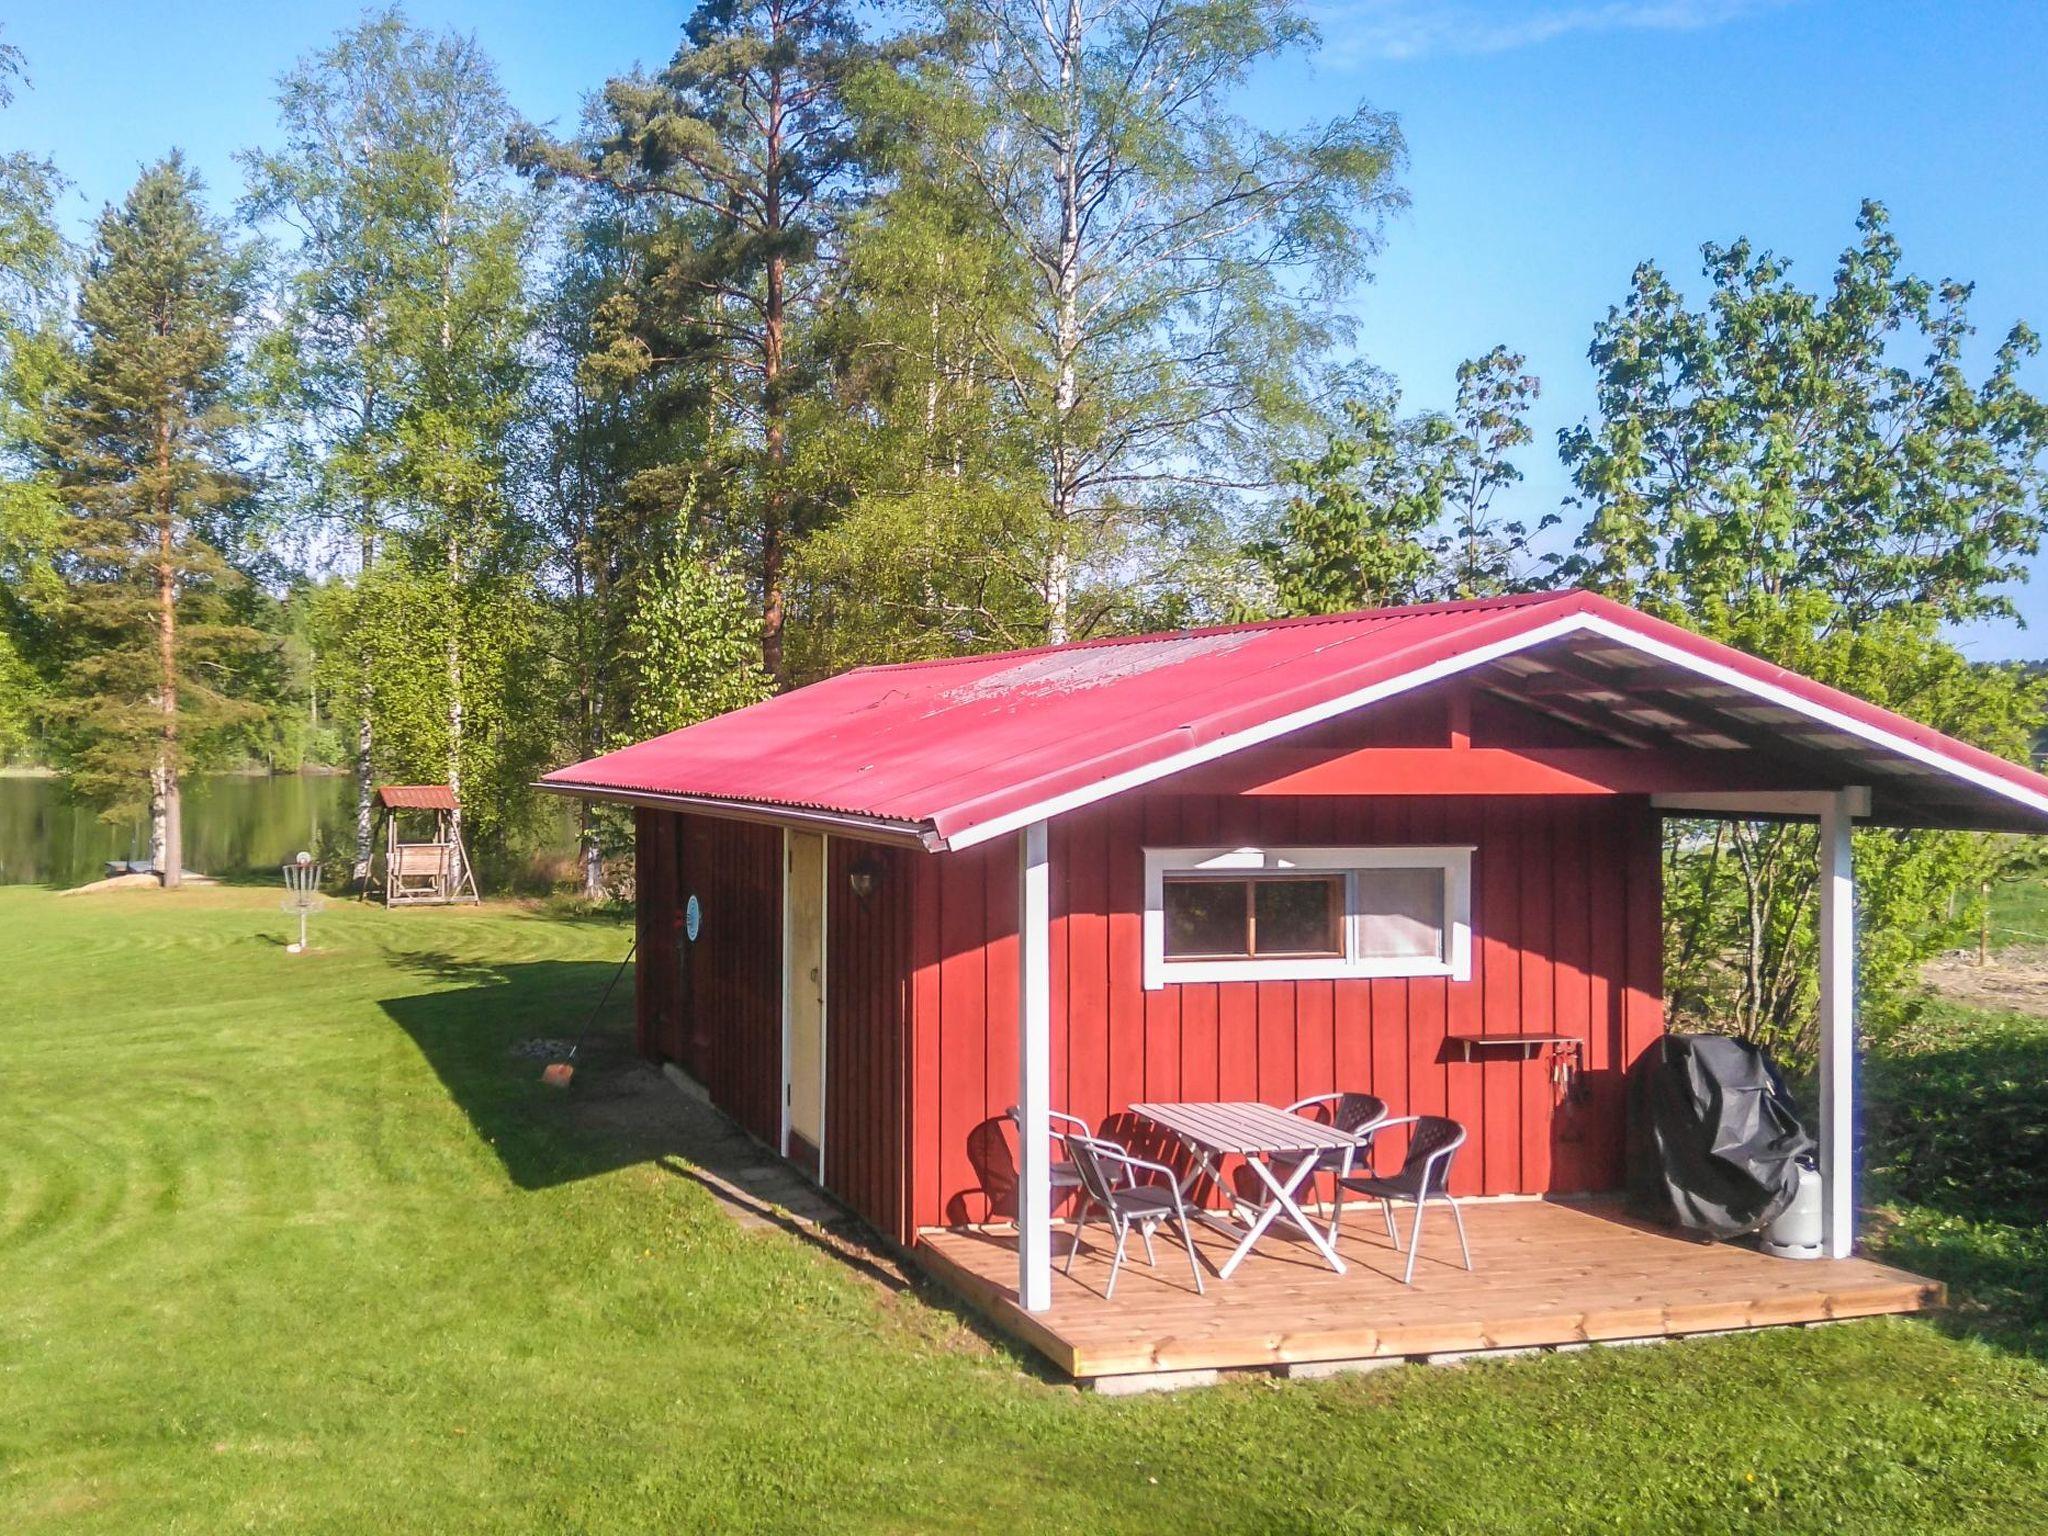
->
xmin=1142 ymin=846 xmax=1473 ymax=989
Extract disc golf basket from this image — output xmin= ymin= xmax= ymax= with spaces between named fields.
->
xmin=282 ymin=852 xmax=325 ymax=953
xmin=362 ymin=784 xmax=480 ymax=907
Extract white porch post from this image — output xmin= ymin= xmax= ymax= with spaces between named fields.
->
xmin=1017 ymin=819 xmax=1053 ymax=1312
xmin=1817 ymin=789 xmax=1860 ymax=1259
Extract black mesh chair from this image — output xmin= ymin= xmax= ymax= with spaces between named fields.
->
xmin=1332 ymin=1114 xmax=1472 ymax=1285
xmin=1062 ymin=1132 xmax=1206 ymax=1300
xmin=1286 ymin=1091 xmax=1390 ymax=1239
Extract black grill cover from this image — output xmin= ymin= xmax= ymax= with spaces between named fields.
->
xmin=1626 ymin=1033 xmax=1814 ymax=1239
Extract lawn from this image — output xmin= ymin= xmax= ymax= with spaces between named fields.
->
xmin=2 ymin=886 xmax=2044 ymax=1534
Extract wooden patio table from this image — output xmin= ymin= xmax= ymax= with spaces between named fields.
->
xmin=1129 ymin=1101 xmax=1364 ymax=1279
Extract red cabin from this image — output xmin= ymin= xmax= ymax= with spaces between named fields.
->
xmin=544 ymin=592 xmax=2048 ymax=1382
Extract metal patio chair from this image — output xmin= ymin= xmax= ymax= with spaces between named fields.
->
xmin=1061 ymin=1132 xmax=1206 ymax=1300
xmin=1285 ymin=1091 xmax=1390 ymax=1242
xmin=1332 ymin=1114 xmax=1472 ymax=1286
xmin=1005 ymin=1105 xmax=1124 ymax=1203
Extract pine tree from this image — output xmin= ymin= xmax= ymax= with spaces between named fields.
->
xmin=45 ymin=155 xmax=265 ymax=886
xmin=512 ymin=0 xmax=880 ymax=684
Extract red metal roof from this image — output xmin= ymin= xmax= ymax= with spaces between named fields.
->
xmin=541 ymin=591 xmax=2048 ymax=847
xmin=377 ymin=784 xmax=458 ymax=811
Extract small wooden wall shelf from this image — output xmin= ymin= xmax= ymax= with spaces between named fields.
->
xmin=1445 ymin=1033 xmax=1582 ymax=1063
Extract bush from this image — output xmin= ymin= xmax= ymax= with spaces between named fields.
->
xmin=1863 ymin=1002 xmax=2048 ymax=1226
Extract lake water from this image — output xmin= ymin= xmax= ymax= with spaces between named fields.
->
xmin=0 ymin=773 xmax=360 ymax=887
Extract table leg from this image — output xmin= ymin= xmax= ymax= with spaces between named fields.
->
xmin=1217 ymin=1152 xmax=1347 ymax=1279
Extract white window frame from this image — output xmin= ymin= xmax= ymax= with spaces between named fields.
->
xmin=1142 ymin=845 xmax=1474 ymax=990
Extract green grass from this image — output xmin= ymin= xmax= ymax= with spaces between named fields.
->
xmin=1864 ymin=996 xmax=2048 ymax=1358
xmin=3 ymin=887 xmax=2046 ymax=1533
xmin=1987 ymin=874 xmax=2048 ymax=950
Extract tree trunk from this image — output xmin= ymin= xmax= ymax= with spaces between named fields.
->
xmin=446 ymin=531 xmax=464 ymax=883
xmin=353 ymin=520 xmax=377 ymax=889
xmin=1044 ymin=0 xmax=1086 ymax=646
xmin=354 ymin=714 xmax=376 ymax=889
xmin=581 ymin=801 xmax=604 ymax=901
xmin=155 ymin=415 xmax=182 ymax=889
xmin=149 ymin=759 xmax=168 ymax=875
xmin=435 ymin=204 xmax=466 ymax=886
xmin=759 ymin=42 xmax=790 ymax=686
xmin=161 ymin=769 xmax=183 ymax=891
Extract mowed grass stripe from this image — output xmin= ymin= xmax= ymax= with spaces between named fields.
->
xmin=1 ymin=886 xmax=2046 ymax=1534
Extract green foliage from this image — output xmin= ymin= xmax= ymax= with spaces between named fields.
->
xmin=1566 ymin=208 xmax=2048 ymax=1062
xmin=1664 ymin=607 xmax=2047 ymax=1057
xmin=1862 ymin=994 xmax=2048 ymax=1354
xmin=40 ymin=157 xmax=270 ymax=835
xmin=0 ymin=40 xmax=67 ymax=763
xmin=248 ymin=10 xmax=540 ymax=877
xmin=1260 ymin=392 xmax=1449 ymax=614
xmin=785 ymin=78 xmax=1048 ymax=670
xmin=1255 ymin=347 xmax=1549 ymax=616
xmin=892 ymin=0 xmax=1406 ymax=642
xmin=622 ymin=519 xmax=773 ymax=741
xmin=305 ymin=553 xmax=563 ymax=868
xmin=1864 ymin=998 xmax=2048 ymax=1227
xmin=511 ymin=0 xmax=882 ymax=682
xmin=1561 ymin=201 xmax=2048 ymax=627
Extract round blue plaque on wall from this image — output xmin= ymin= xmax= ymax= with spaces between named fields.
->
xmin=684 ymin=893 xmax=702 ymax=942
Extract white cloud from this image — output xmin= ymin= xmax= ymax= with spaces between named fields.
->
xmin=1316 ymin=0 xmax=1789 ymax=64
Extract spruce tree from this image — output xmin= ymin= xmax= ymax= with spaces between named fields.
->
xmin=45 ymin=155 xmax=264 ymax=886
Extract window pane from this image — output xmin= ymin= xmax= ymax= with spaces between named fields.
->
xmin=1252 ymin=878 xmax=1340 ymax=955
xmin=1163 ymin=879 xmax=1247 ymax=957
xmin=1357 ymin=867 xmax=1446 ymax=960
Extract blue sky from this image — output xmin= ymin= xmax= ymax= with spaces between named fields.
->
xmin=6 ymin=1 xmax=2046 ymax=654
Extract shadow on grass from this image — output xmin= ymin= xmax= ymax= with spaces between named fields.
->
xmin=378 ymin=959 xmax=676 ymax=1190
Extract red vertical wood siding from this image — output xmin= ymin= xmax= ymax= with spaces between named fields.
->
xmin=825 ymin=840 xmax=914 ymax=1241
xmin=903 ymin=792 xmax=1666 ymax=1231
xmin=650 ymin=812 xmax=784 ymax=1149
xmin=639 ymin=784 xmax=1665 ymax=1242
xmin=633 ymin=808 xmax=682 ymax=1062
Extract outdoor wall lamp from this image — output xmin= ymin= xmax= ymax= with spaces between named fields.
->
xmin=848 ymin=854 xmax=884 ymax=902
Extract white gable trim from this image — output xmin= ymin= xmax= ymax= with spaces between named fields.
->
xmin=944 ymin=614 xmax=1598 ymax=850
xmin=1570 ymin=613 xmax=2048 ymax=822
xmin=941 ymin=609 xmax=2048 ymax=850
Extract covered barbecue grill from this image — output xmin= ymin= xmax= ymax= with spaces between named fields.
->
xmin=1626 ymin=1033 xmax=1815 ymax=1239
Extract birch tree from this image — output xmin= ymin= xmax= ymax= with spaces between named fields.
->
xmin=914 ymin=0 xmax=1404 ymax=641
xmin=250 ymin=12 xmax=534 ymax=879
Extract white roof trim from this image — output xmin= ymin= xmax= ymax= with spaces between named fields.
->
xmin=945 ymin=613 xmax=1598 ymax=849
xmin=533 ymin=781 xmax=940 ymax=850
xmin=1570 ymin=613 xmax=2048 ymax=823
xmin=943 ymin=609 xmax=2048 ymax=850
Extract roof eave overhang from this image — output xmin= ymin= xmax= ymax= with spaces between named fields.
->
xmin=534 ymin=781 xmax=944 ymax=851
xmin=932 ymin=608 xmax=2048 ymax=847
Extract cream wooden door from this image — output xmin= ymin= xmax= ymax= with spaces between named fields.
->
xmin=783 ymin=831 xmax=827 ymax=1177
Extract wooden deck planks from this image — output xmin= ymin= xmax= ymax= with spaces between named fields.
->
xmin=913 ymin=1200 xmax=1942 ymax=1380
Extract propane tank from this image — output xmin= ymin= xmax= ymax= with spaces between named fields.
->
xmin=1760 ymin=1162 xmax=1823 ymax=1259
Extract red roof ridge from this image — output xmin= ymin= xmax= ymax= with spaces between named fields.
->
xmin=847 ymin=590 xmax=1583 ymax=677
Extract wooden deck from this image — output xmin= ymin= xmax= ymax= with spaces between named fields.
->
xmin=914 ymin=1200 xmax=1942 ymax=1381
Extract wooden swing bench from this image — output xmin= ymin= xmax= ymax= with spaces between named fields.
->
xmin=363 ymin=785 xmax=480 ymax=907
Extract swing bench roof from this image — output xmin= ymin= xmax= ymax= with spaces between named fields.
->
xmin=376 ymin=785 xmax=459 ymax=812
xmin=542 ymin=590 xmax=2048 ymax=849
